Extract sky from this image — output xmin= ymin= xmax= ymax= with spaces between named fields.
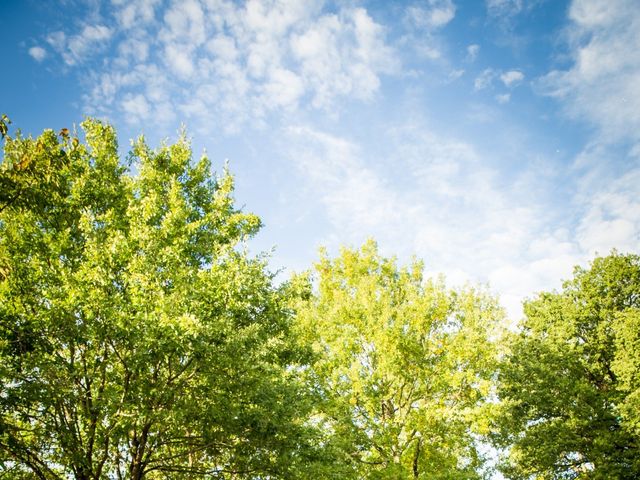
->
xmin=1 ymin=0 xmax=639 ymax=319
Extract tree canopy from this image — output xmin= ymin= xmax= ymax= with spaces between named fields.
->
xmin=293 ymin=241 xmax=503 ymax=479
xmin=0 ymin=119 xmax=317 ymax=479
xmin=1 ymin=116 xmax=639 ymax=480
xmin=493 ymin=252 xmax=640 ymax=479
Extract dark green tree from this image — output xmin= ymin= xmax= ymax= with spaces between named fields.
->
xmin=613 ymin=308 xmax=640 ymax=436
xmin=493 ymin=252 xmax=640 ymax=479
xmin=0 ymin=119 xmax=318 ymax=479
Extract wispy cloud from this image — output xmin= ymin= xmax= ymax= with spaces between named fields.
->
xmin=475 ymin=68 xmax=525 ymax=90
xmin=570 ymin=143 xmax=640 ymax=258
xmin=283 ymin=122 xmax=582 ymax=319
xmin=466 ymin=44 xmax=480 ymax=62
xmin=535 ymin=0 xmax=640 ymax=273
xmin=486 ymin=0 xmax=524 ymax=19
xmin=474 ymin=68 xmax=496 ymax=90
xmin=400 ymin=0 xmax=457 ymax=61
xmin=495 ymin=93 xmax=511 ymax=103
xmin=500 ymin=69 xmax=524 ymax=87
xmin=540 ymin=0 xmax=640 ymax=144
xmin=28 ymin=46 xmax=47 ymax=62
xmin=46 ymin=25 xmax=113 ymax=66
xmin=42 ymin=0 xmax=397 ymax=132
xmin=406 ymin=0 xmax=456 ymax=29
xmin=112 ymin=0 xmax=160 ymax=29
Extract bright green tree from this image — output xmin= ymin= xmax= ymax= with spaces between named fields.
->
xmin=493 ymin=252 xmax=640 ymax=479
xmin=293 ymin=241 xmax=503 ymax=479
xmin=613 ymin=308 xmax=640 ymax=435
xmin=0 ymin=120 xmax=318 ymax=479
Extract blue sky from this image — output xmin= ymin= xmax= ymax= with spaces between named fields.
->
xmin=2 ymin=0 xmax=639 ymax=318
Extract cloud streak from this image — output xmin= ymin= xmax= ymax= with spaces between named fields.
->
xmin=541 ymin=0 xmax=640 ymax=144
xmin=283 ymin=122 xmax=585 ymax=319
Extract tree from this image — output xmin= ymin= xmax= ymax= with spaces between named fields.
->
xmin=613 ymin=308 xmax=640 ymax=435
xmin=0 ymin=119 xmax=318 ymax=479
xmin=293 ymin=241 xmax=503 ymax=479
xmin=493 ymin=252 xmax=640 ymax=479
xmin=0 ymin=114 xmax=9 ymax=139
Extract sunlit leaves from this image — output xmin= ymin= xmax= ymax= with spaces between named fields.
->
xmin=294 ymin=240 xmax=503 ymax=479
xmin=0 ymin=119 xmax=313 ymax=479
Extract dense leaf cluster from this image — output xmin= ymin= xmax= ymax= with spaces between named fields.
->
xmin=0 ymin=118 xmax=638 ymax=479
xmin=493 ymin=253 xmax=640 ymax=479
xmin=0 ymin=120 xmax=318 ymax=479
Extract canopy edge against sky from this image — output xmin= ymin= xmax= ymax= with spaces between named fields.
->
xmin=2 ymin=0 xmax=639 ymax=319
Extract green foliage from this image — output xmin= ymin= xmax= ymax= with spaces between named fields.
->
xmin=613 ymin=309 xmax=640 ymax=434
xmin=0 ymin=114 xmax=9 ymax=139
xmin=3 ymin=116 xmax=640 ymax=480
xmin=493 ymin=252 xmax=640 ymax=479
xmin=294 ymin=241 xmax=503 ymax=479
xmin=0 ymin=120 xmax=317 ymax=479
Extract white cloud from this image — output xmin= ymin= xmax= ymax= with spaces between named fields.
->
xmin=407 ymin=0 xmax=456 ymax=29
xmin=45 ymin=31 xmax=66 ymax=52
xmin=474 ymin=68 xmax=495 ymax=90
xmin=413 ymin=43 xmax=443 ymax=60
xmin=449 ymin=69 xmax=465 ymax=81
xmin=540 ymin=0 xmax=640 ymax=143
xmin=496 ymin=93 xmax=511 ymax=103
xmin=466 ymin=44 xmax=480 ymax=61
xmin=486 ymin=0 xmax=523 ymax=19
xmin=261 ymin=68 xmax=305 ymax=109
xmin=47 ymin=25 xmax=112 ymax=65
xmin=291 ymin=8 xmax=397 ymax=107
xmin=284 ymin=126 xmax=399 ymax=235
xmin=117 ymin=38 xmax=149 ymax=63
xmin=569 ymin=0 xmax=622 ymax=28
xmin=28 ymin=46 xmax=47 ymax=62
xmin=574 ymin=164 xmax=640 ymax=256
xmin=206 ymin=35 xmax=238 ymax=61
xmin=283 ymin=122 xmax=581 ymax=320
xmin=475 ymin=68 xmax=523 ymax=93
xmin=48 ymin=0 xmax=396 ymax=130
xmin=112 ymin=0 xmax=160 ymax=28
xmin=161 ymin=0 xmax=206 ymax=46
xmin=280 ymin=114 xmax=640 ymax=322
xmin=68 ymin=25 xmax=112 ymax=64
xmin=401 ymin=1 xmax=456 ymax=61
xmin=537 ymin=0 xmax=640 ymax=269
xmin=121 ymin=93 xmax=151 ymax=122
xmin=500 ymin=69 xmax=524 ymax=86
xmin=164 ymin=43 xmax=195 ymax=77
